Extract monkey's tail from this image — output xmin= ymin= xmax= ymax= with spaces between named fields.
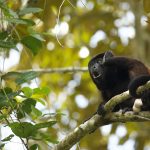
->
xmin=128 ymin=75 xmax=150 ymax=98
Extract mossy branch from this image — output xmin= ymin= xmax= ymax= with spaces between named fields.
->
xmin=52 ymin=81 xmax=150 ymax=150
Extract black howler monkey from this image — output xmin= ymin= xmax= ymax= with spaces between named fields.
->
xmin=88 ymin=51 xmax=150 ymax=115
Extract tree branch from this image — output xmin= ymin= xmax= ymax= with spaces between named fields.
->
xmin=17 ymin=67 xmax=88 ymax=74
xmin=52 ymin=111 xmax=150 ymax=150
xmin=52 ymin=81 xmax=150 ymax=150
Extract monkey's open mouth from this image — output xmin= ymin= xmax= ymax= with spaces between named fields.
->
xmin=93 ymin=72 xmax=101 ymax=78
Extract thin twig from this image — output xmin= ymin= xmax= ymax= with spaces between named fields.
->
xmin=16 ymin=67 xmax=88 ymax=74
xmin=56 ymin=0 xmax=66 ymax=47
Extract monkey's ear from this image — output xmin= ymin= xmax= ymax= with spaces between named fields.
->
xmin=103 ymin=50 xmax=114 ymax=63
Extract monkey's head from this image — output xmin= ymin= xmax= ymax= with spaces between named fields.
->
xmin=88 ymin=50 xmax=114 ymax=90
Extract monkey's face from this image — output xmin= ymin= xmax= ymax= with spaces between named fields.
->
xmin=90 ymin=60 xmax=103 ymax=78
xmin=88 ymin=50 xmax=114 ymax=90
xmin=89 ymin=58 xmax=105 ymax=90
xmin=88 ymin=50 xmax=114 ymax=79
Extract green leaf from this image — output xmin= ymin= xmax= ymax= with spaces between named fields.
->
xmin=35 ymin=121 xmax=57 ymax=130
xmin=1 ymin=134 xmax=14 ymax=142
xmin=9 ymin=121 xmax=56 ymax=138
xmin=7 ymin=18 xmax=35 ymax=26
xmin=0 ymin=40 xmax=16 ymax=48
xmin=0 ymin=1 xmax=18 ymax=18
xmin=31 ymin=105 xmax=42 ymax=117
xmin=9 ymin=122 xmax=36 ymax=138
xmin=8 ymin=9 xmax=18 ymax=18
xmin=15 ymin=71 xmax=38 ymax=85
xmin=29 ymin=144 xmax=39 ymax=150
xmin=0 ymin=92 xmax=8 ymax=108
xmin=34 ymin=98 xmax=45 ymax=105
xmin=21 ymin=36 xmax=42 ymax=55
xmin=0 ymin=144 xmax=5 ymax=149
xmin=22 ymin=87 xmax=33 ymax=97
xmin=31 ymin=34 xmax=45 ymax=42
xmin=0 ymin=31 xmax=8 ymax=40
xmin=16 ymin=109 xmax=25 ymax=119
xmin=22 ymin=98 xmax=36 ymax=114
xmin=32 ymin=87 xmax=50 ymax=99
xmin=2 ymin=71 xmax=38 ymax=85
xmin=0 ymin=1 xmax=9 ymax=13
xmin=3 ymin=87 xmax=13 ymax=94
xmin=0 ymin=114 xmax=7 ymax=120
xmin=0 ymin=88 xmax=18 ymax=109
xmin=19 ymin=7 xmax=43 ymax=16
xmin=2 ymin=72 xmax=22 ymax=80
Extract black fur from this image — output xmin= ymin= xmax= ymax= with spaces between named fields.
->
xmin=128 ymin=75 xmax=150 ymax=98
xmin=88 ymin=51 xmax=150 ymax=115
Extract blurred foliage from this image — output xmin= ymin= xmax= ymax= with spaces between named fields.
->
xmin=0 ymin=0 xmax=150 ymax=149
